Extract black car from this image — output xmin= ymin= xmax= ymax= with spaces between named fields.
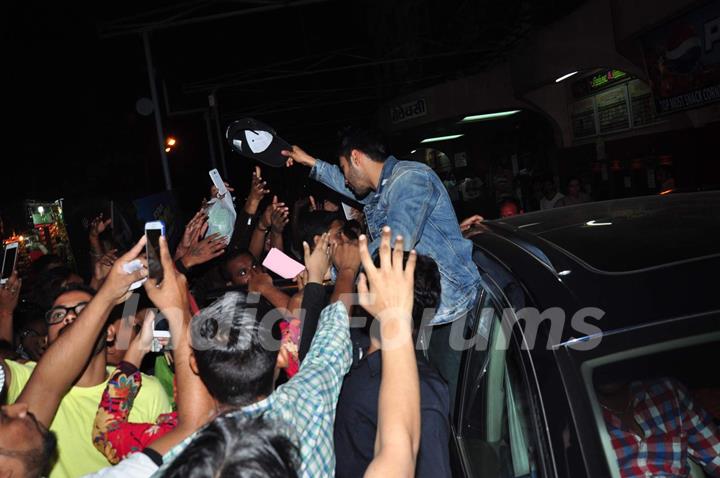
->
xmin=447 ymin=192 xmax=720 ymax=478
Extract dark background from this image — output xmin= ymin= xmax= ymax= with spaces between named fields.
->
xmin=3 ymin=0 xmax=586 ymax=216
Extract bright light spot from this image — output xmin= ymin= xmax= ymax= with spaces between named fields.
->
xmin=659 ymin=189 xmax=674 ymax=195
xmin=410 ymin=150 xmax=417 ymax=154
xmin=558 ymin=270 xmax=572 ymax=276
xmin=555 ymin=71 xmax=579 ymax=83
xmin=37 ymin=206 xmax=44 ymax=214
xmin=166 ymin=137 xmax=177 ymax=146
xmin=165 ymin=147 xmax=172 ymax=153
xmin=18 ymin=236 xmax=24 ymax=242
xmin=458 ymin=110 xmax=521 ymax=123
xmin=585 ymin=220 xmax=612 ymax=226
xmin=420 ymin=134 xmax=464 ymax=144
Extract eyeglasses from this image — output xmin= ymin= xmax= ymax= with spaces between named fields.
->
xmin=45 ymin=302 xmax=89 ymax=324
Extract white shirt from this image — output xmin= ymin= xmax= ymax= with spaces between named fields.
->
xmin=82 ymin=452 xmax=159 ymax=478
xmin=540 ymin=192 xmax=564 ymax=210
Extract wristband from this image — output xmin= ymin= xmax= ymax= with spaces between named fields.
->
xmin=175 ymin=258 xmax=190 ymax=275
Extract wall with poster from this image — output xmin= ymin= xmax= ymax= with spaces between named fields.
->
xmin=642 ymin=2 xmax=720 ymax=114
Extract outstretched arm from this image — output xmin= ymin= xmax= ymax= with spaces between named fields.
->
xmin=360 ymin=228 xmax=421 ymax=478
xmin=144 ymin=237 xmax=215 ymax=455
xmin=17 ymin=237 xmax=148 ymax=427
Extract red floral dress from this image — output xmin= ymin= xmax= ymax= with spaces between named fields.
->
xmin=92 ymin=361 xmax=178 ymax=464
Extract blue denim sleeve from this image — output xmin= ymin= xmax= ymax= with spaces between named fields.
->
xmin=369 ymin=169 xmax=438 ymax=253
xmin=309 ymin=159 xmax=372 ymax=205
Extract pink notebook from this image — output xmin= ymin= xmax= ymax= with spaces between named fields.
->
xmin=262 ymin=248 xmax=306 ymax=279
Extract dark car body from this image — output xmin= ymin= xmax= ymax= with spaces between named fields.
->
xmin=448 ymin=192 xmax=720 ymax=478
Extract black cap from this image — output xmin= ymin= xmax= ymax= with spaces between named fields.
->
xmin=225 ymin=118 xmax=292 ymax=168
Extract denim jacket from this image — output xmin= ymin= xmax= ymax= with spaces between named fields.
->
xmin=310 ymin=156 xmax=480 ymax=325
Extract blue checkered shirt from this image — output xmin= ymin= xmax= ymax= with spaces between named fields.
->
xmin=153 ymin=301 xmax=352 ymax=478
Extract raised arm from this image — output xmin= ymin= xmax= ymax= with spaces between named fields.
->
xmin=144 ymin=236 xmax=215 ymax=455
xmin=283 ymin=145 xmax=370 ymax=204
xmin=359 ymin=227 xmax=420 ymax=478
xmin=17 ymin=237 xmax=148 ymax=427
xmin=331 ymin=240 xmax=361 ymax=313
xmin=296 ymin=233 xmax=334 ymax=361
xmin=0 ymin=271 xmax=21 ymax=345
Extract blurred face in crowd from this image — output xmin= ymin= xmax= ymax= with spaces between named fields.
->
xmin=0 ymin=403 xmax=54 ymax=477
xmin=18 ymin=318 xmax=48 ymax=362
xmin=543 ymin=180 xmax=557 ymax=200
xmin=326 ymin=219 xmax=345 ymax=246
xmin=45 ymin=290 xmax=93 ymax=345
xmin=339 ymin=153 xmax=373 ymax=197
xmin=322 ymin=199 xmax=339 ymax=212
xmin=499 ymin=201 xmax=520 ymax=218
xmin=106 ymin=310 xmax=145 ymax=366
xmin=567 ymin=179 xmax=581 ymax=198
xmin=226 ymin=254 xmax=260 ymax=287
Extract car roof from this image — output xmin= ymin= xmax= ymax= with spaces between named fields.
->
xmin=493 ymin=192 xmax=720 ymax=274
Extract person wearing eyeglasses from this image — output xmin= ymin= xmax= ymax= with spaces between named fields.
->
xmin=1 ymin=280 xmax=171 ymax=478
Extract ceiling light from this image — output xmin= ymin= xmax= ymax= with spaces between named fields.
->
xmin=458 ymin=111 xmax=520 ymax=124
xmin=555 ymin=71 xmax=579 ymax=83
xmin=420 ymin=134 xmax=464 ymax=144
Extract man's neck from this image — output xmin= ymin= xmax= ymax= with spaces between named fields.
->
xmin=75 ymin=353 xmax=108 ymax=388
xmin=368 ymin=160 xmax=386 ymax=191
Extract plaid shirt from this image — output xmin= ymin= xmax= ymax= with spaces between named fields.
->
xmin=154 ymin=301 xmax=352 ymax=478
xmin=602 ymin=378 xmax=720 ymax=478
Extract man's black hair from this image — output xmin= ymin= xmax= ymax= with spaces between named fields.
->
xmin=295 ymin=210 xmax=342 ymax=253
xmin=371 ymin=252 xmax=441 ymax=330
xmin=190 ymin=292 xmax=280 ymax=407
xmin=49 ymin=283 xmax=97 ymax=308
xmin=32 ymin=266 xmax=83 ymax=311
xmin=337 ymin=127 xmax=388 ymax=163
xmin=164 ymin=413 xmax=299 ymax=478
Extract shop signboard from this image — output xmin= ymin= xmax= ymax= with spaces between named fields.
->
xmin=390 ymin=98 xmax=427 ymax=124
xmin=641 ymin=2 xmax=720 ymax=114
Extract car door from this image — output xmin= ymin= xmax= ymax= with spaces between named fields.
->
xmin=452 ymin=272 xmax=555 ymax=478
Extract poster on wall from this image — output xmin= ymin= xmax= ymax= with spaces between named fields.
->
xmin=641 ymin=2 xmax=720 ymax=114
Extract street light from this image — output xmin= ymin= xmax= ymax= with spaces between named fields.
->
xmin=166 ymin=137 xmax=177 ymax=146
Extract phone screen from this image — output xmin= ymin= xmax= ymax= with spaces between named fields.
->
xmin=1 ymin=247 xmax=17 ymax=281
xmin=146 ymin=228 xmax=164 ymax=283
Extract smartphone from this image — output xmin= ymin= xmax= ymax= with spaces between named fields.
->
xmin=144 ymin=221 xmax=165 ymax=283
xmin=1 ymin=242 xmax=19 ymax=285
xmin=153 ymin=317 xmax=171 ymax=339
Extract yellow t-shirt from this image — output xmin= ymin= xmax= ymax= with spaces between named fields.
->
xmin=6 ymin=360 xmax=172 ymax=478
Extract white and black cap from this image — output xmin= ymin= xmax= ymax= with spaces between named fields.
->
xmin=225 ymin=118 xmax=292 ymax=168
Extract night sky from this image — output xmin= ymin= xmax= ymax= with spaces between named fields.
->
xmin=4 ymin=0 xmax=586 ymax=212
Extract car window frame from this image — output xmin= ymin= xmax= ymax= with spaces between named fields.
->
xmin=454 ymin=269 xmax=555 ymax=478
xmin=552 ymin=310 xmax=720 ymax=478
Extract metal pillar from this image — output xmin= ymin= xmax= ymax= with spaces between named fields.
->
xmin=209 ymin=92 xmax=228 ymax=177
xmin=142 ymin=30 xmax=173 ymax=190
xmin=204 ymin=110 xmax=218 ymax=170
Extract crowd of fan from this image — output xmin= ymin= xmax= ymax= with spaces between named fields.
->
xmin=0 ymin=129 xmax=485 ymax=478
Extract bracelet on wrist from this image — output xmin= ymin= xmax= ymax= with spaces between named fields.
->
xmin=175 ymin=258 xmax=190 ymax=275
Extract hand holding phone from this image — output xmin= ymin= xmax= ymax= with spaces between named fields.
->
xmin=1 ymin=242 xmax=19 ymax=285
xmin=145 ymin=221 xmax=165 ymax=284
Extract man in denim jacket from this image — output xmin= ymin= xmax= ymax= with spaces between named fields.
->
xmin=282 ymin=128 xmax=480 ymax=327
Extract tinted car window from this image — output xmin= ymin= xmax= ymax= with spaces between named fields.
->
xmin=586 ymin=336 xmax=720 ymax=478
xmin=458 ymin=295 xmax=542 ymax=478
